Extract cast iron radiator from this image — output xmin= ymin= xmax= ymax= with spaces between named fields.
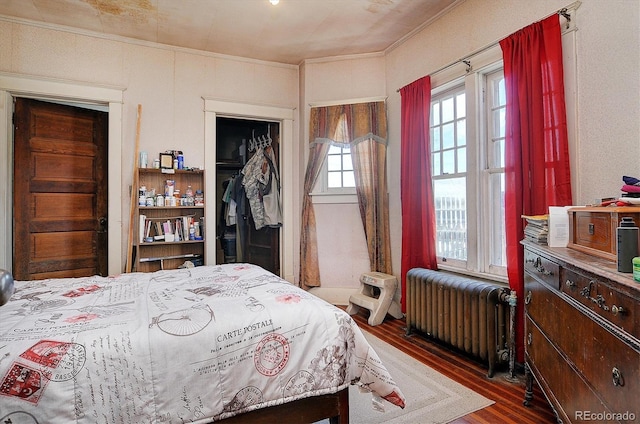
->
xmin=406 ymin=268 xmax=510 ymax=377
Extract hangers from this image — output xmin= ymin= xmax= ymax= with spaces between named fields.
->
xmin=248 ymin=128 xmax=272 ymax=152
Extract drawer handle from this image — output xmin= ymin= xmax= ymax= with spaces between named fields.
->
xmin=565 ymin=279 xmax=576 ymax=288
xmin=611 ymin=305 xmax=626 ymax=316
xmin=579 ymin=282 xmax=611 ymax=311
xmin=527 ymin=332 xmax=532 ymax=346
xmin=534 ymin=260 xmax=553 ymax=276
xmin=583 ymin=293 xmax=610 ymax=311
xmin=612 ymin=367 xmax=625 ymax=387
xmin=525 ymin=291 xmax=532 ymax=305
xmin=580 ymin=281 xmax=593 ymax=297
xmin=594 ymin=294 xmax=610 ymax=311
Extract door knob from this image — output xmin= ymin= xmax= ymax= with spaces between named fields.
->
xmin=98 ymin=217 xmax=107 ymax=232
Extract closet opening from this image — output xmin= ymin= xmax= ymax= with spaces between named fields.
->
xmin=215 ymin=117 xmax=281 ymax=276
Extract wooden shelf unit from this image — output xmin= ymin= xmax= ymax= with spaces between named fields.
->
xmin=134 ymin=168 xmax=205 ymax=272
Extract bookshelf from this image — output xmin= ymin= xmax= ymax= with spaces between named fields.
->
xmin=134 ymin=168 xmax=205 ymax=272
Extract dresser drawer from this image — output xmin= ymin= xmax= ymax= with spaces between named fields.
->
xmin=525 ymin=317 xmax=607 ymax=422
xmin=525 ymin=277 xmax=640 ymax=415
xmin=524 ymin=248 xmax=560 ymax=289
xmin=524 ymin=273 xmax=565 ymax=335
xmin=561 ymin=267 xmax=639 ymax=337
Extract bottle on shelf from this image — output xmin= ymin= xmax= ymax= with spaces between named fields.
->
xmin=186 ymin=185 xmax=194 ymax=206
xmin=189 ymin=221 xmax=196 ymax=240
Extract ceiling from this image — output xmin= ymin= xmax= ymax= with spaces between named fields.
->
xmin=0 ymin=0 xmax=461 ymax=64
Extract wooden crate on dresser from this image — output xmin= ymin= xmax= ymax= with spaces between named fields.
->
xmin=568 ymin=206 xmax=640 ymax=261
xmin=522 ymin=241 xmax=639 ymax=423
xmin=135 ymin=168 xmax=205 ymax=272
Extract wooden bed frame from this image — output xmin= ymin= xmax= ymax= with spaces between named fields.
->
xmin=219 ymin=387 xmax=349 ymax=423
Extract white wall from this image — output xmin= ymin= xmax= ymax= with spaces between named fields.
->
xmin=0 ymin=20 xmax=299 ymax=273
xmin=573 ymin=0 xmax=640 ymax=204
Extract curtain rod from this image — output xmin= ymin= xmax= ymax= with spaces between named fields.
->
xmin=308 ymin=96 xmax=387 ymax=108
xmin=395 ymin=1 xmax=581 ymax=93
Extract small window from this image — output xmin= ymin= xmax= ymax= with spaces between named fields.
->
xmin=327 ymin=144 xmax=355 ymax=189
xmin=312 ymin=143 xmax=357 ymax=203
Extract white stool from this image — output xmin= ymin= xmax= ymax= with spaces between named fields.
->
xmin=346 ymin=272 xmax=403 ymax=326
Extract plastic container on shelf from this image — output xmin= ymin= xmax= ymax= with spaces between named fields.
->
xmin=617 ymin=217 xmax=639 ymax=273
xmin=185 ymin=185 xmax=194 ymax=206
xmin=195 ymin=190 xmax=204 ymax=206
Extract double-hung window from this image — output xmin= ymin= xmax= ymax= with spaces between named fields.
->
xmin=430 ymin=52 xmax=506 ymax=280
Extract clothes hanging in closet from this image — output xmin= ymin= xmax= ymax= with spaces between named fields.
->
xmin=261 ymin=146 xmax=282 ymax=227
xmin=222 ymin=177 xmax=237 ymax=226
xmin=241 ymin=146 xmax=282 ymax=230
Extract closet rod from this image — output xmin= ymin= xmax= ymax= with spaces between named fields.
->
xmin=396 ymin=1 xmax=581 ymax=93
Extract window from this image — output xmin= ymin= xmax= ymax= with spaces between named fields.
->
xmin=326 ymin=144 xmax=355 ymax=189
xmin=431 ymin=89 xmax=467 ymax=262
xmin=312 ymin=142 xmax=357 ymax=202
xmin=311 ymin=110 xmax=356 ymax=202
xmin=484 ymin=70 xmax=507 ymax=275
xmin=430 ymin=57 xmax=506 ymax=279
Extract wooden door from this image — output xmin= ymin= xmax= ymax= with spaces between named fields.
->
xmin=13 ymin=98 xmax=108 ymax=280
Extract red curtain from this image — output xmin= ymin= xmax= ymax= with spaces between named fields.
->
xmin=500 ymin=15 xmax=572 ymax=362
xmin=399 ymin=76 xmax=438 ymax=312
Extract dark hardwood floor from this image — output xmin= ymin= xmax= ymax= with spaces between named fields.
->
xmin=347 ymin=308 xmax=557 ymax=424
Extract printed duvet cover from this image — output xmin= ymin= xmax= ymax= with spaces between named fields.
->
xmin=0 ymin=264 xmax=405 ymax=423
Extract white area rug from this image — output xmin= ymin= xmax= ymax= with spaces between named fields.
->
xmin=347 ymin=331 xmax=495 ymax=424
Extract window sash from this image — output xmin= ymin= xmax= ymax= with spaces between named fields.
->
xmin=430 ymin=60 xmax=507 ymax=280
xmin=431 ymin=86 xmax=468 ymax=264
xmin=482 ymin=69 xmax=506 ymax=276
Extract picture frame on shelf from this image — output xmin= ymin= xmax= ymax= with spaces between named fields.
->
xmin=159 ymin=153 xmax=173 ymax=169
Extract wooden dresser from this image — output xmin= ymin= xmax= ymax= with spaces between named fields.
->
xmin=523 ymin=241 xmax=640 ymax=423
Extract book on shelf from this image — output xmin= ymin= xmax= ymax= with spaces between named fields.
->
xmin=139 ymin=214 xmax=146 ymax=243
xmin=139 ymin=216 xmax=202 ymax=243
xmin=154 ymin=221 xmax=164 ymax=240
xmin=162 ymin=220 xmax=174 ymax=242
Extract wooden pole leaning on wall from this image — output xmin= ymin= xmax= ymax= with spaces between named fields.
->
xmin=125 ymin=104 xmax=142 ymax=273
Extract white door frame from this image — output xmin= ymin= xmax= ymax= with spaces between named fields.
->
xmin=203 ymin=98 xmax=296 ymax=283
xmin=0 ymin=73 xmax=124 ymax=275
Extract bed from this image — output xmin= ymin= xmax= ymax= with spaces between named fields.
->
xmin=0 ymin=263 xmax=405 ymax=423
